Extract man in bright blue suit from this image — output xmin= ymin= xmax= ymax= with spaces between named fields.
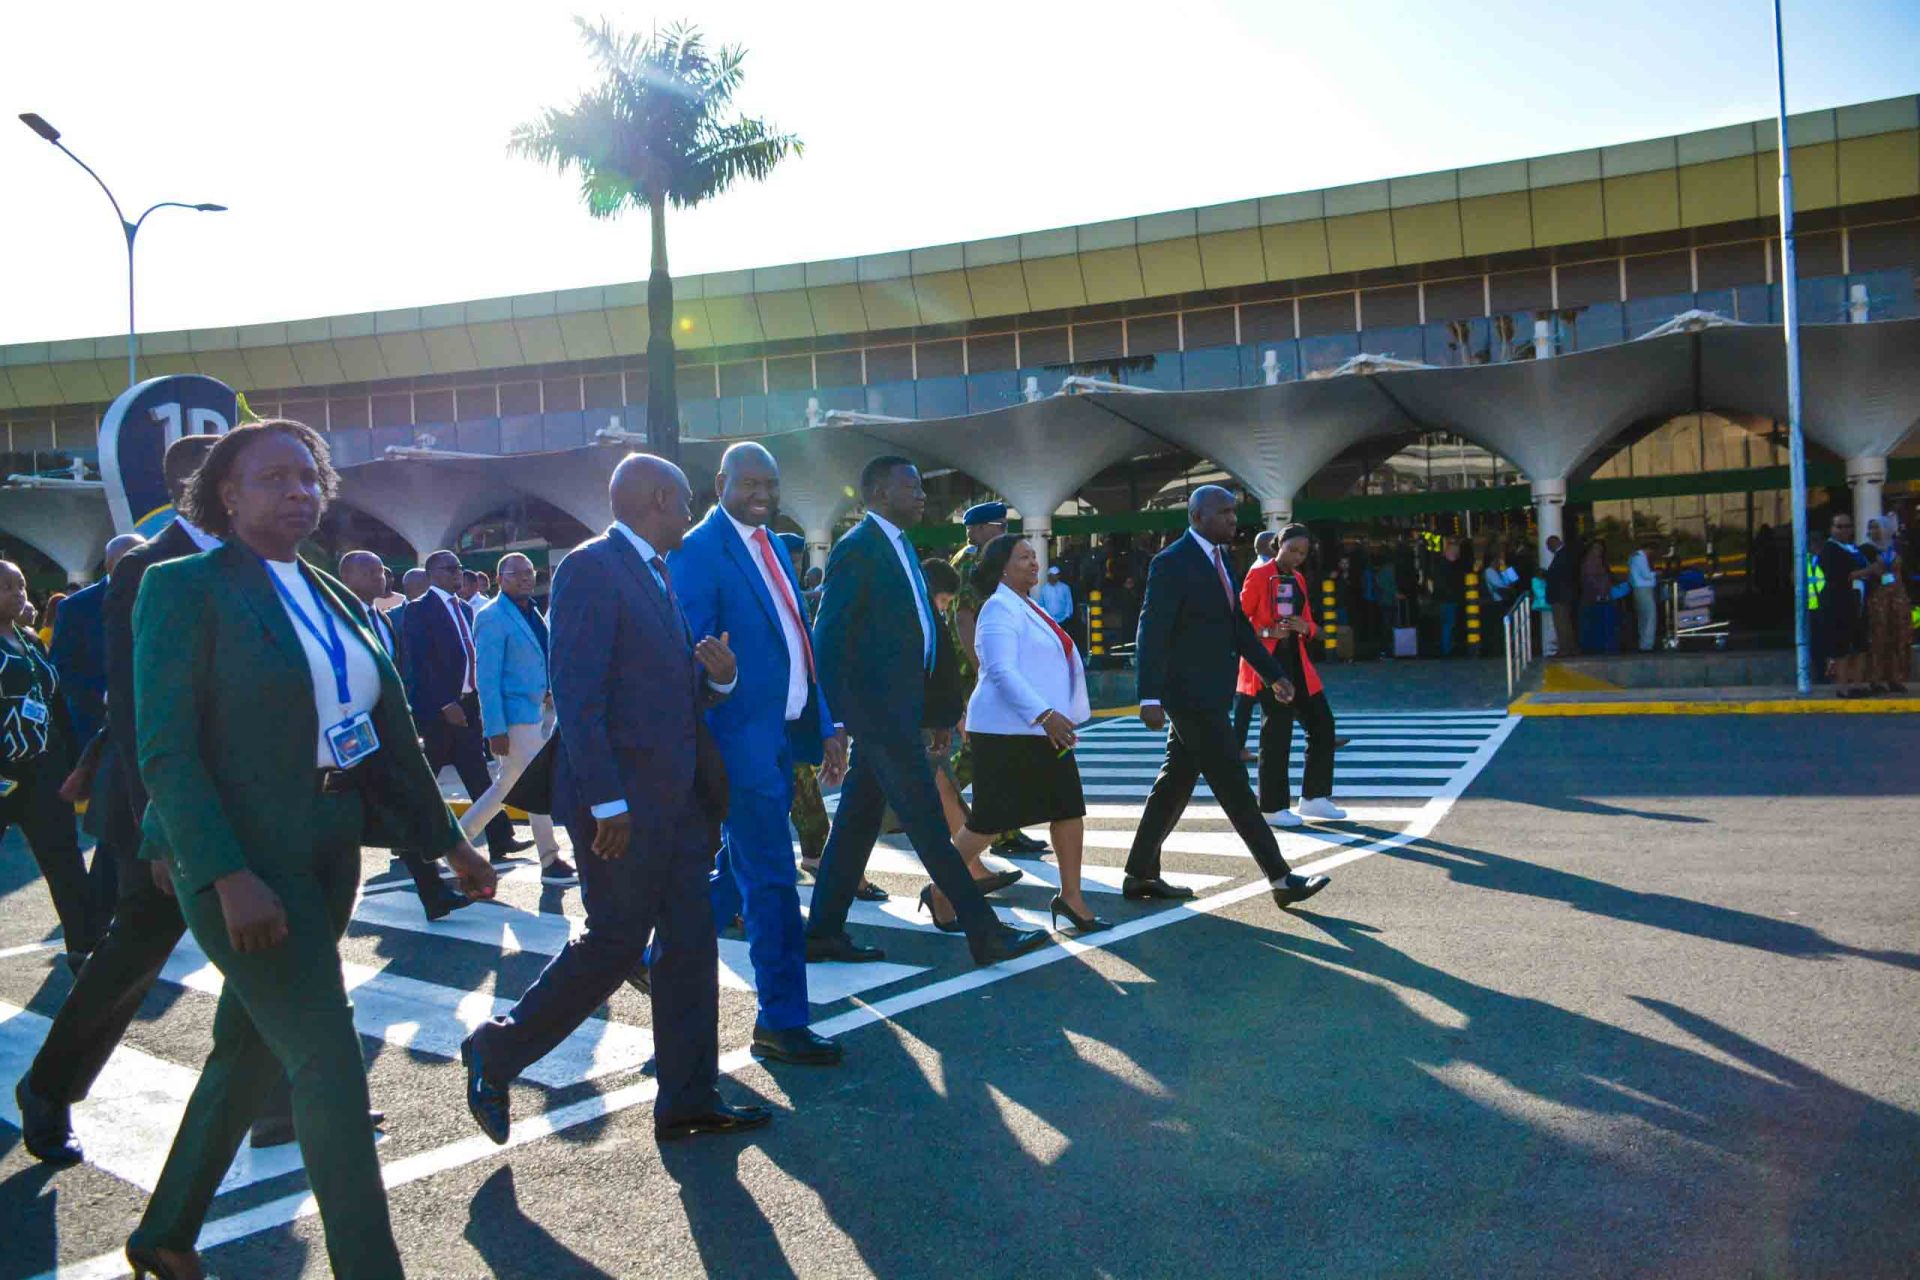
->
xmin=806 ymin=456 xmax=1049 ymax=969
xmin=668 ymin=442 xmax=848 ymax=1066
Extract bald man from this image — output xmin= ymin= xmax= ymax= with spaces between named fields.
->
xmin=463 ymin=454 xmax=768 ymax=1144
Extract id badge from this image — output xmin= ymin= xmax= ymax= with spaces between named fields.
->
xmin=19 ymin=697 xmax=48 ymax=726
xmin=1883 ymin=572 xmax=1897 ymax=587
xmin=0 ymin=778 xmax=16 ymax=798
xmin=1275 ymin=579 xmax=1296 ymax=618
xmin=326 ymin=711 xmax=381 ymax=768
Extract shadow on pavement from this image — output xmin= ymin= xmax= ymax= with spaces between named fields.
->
xmin=464 ymin=1166 xmax=616 ymax=1279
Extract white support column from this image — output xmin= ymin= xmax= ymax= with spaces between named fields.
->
xmin=806 ymin=527 xmax=831 ymax=572
xmin=1260 ymin=497 xmax=1292 ymax=531
xmin=1531 ymin=476 xmax=1567 ymax=567
xmin=1846 ymin=454 xmax=1888 ymax=530
xmin=1024 ymin=518 xmax=1051 ymax=578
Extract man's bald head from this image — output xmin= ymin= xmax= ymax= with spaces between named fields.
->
xmin=717 ymin=441 xmax=780 ymax=528
xmin=1188 ymin=484 xmax=1239 ymax=545
xmin=103 ymin=533 xmax=145 ymax=575
xmin=401 ymin=567 xmax=429 ymax=600
xmin=338 ymin=550 xmax=387 ymax=603
xmin=610 ymin=453 xmax=694 ymax=553
xmin=163 ymin=433 xmax=221 ymax=505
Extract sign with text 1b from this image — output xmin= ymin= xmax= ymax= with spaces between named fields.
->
xmin=98 ymin=375 xmax=235 ymax=536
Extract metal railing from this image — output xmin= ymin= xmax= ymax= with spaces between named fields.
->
xmin=1503 ymin=596 xmax=1536 ymax=699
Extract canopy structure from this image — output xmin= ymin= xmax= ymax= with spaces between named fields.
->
xmin=7 ymin=319 xmax=1917 ymax=578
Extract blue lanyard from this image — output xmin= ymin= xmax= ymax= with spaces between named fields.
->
xmin=264 ymin=561 xmax=352 ymax=704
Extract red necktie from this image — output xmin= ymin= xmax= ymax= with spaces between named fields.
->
xmin=752 ymin=527 xmax=816 ymax=679
xmin=1212 ymin=546 xmax=1237 ymax=607
xmin=1023 ymin=594 xmax=1076 ymax=663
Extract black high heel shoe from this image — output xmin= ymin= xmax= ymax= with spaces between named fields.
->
xmin=126 ymin=1243 xmax=211 ymax=1279
xmin=1049 ymin=894 xmax=1111 ymax=934
xmin=917 ymin=885 xmax=965 ymax=933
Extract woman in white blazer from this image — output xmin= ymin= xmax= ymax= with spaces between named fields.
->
xmin=920 ymin=534 xmax=1107 ymax=935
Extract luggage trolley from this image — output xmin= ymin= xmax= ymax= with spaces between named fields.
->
xmin=1663 ymin=571 xmax=1727 ymax=649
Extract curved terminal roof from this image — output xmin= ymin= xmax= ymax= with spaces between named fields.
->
xmin=3 ymin=96 xmax=1917 ymax=410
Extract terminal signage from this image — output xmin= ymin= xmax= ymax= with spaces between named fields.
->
xmin=98 ymin=375 xmax=236 ymax=536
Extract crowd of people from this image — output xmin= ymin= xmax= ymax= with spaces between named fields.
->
xmin=6 ymin=415 xmax=1912 ymax=1276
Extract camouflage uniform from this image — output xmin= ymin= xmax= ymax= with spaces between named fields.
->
xmin=946 ymin=543 xmax=983 ymax=790
xmin=789 ymin=763 xmax=829 ymax=863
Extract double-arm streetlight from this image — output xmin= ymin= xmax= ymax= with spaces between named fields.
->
xmin=18 ymin=112 xmax=226 ymax=392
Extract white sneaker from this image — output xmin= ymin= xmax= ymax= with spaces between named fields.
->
xmin=1296 ymin=797 xmax=1348 ymax=821
xmin=1267 ymin=809 xmax=1304 ymax=828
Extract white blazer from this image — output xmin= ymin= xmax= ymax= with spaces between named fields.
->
xmin=966 ymin=583 xmax=1091 ymax=735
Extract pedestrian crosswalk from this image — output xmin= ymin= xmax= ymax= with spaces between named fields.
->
xmin=0 ymin=705 xmax=1515 ymax=1218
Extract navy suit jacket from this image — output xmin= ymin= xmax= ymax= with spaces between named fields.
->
xmin=668 ymin=507 xmax=834 ymax=793
xmin=49 ymin=579 xmax=108 ymax=746
xmin=548 ymin=528 xmax=728 ymax=827
xmin=104 ymin=517 xmax=202 ymax=828
xmin=402 ymin=590 xmax=475 ymax=720
xmin=814 ymin=514 xmax=951 ymax=745
xmin=1135 ymin=530 xmax=1285 ymax=713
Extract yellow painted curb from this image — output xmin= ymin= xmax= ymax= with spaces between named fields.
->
xmin=1092 ymin=705 xmax=1141 ymax=719
xmin=1541 ymin=663 xmax=1622 ymax=693
xmin=1509 ymin=692 xmax=1920 ymax=716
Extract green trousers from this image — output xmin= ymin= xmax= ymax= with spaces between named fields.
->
xmin=132 ymin=790 xmax=402 ymax=1279
xmin=790 ymin=763 xmax=829 ymax=862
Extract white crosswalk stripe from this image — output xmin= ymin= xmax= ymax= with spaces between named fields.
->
xmin=3 ymin=703 xmax=1515 ymax=1227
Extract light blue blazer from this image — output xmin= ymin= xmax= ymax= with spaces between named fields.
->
xmin=472 ymin=594 xmax=550 ymax=738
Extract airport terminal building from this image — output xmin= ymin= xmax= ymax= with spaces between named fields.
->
xmin=3 ymin=95 xmax=1919 ymax=613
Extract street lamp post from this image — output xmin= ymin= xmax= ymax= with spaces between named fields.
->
xmin=17 ymin=113 xmax=225 ymax=391
xmin=1768 ymin=3 xmax=1811 ymax=695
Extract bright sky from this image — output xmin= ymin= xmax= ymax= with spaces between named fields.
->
xmin=3 ymin=0 xmax=1916 ymax=347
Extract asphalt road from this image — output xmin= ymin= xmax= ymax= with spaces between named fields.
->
xmin=2 ymin=707 xmax=1917 ymax=1279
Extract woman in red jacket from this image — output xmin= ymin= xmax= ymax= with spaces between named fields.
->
xmin=1239 ymin=524 xmax=1345 ymax=826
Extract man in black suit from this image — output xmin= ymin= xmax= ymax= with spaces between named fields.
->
xmin=805 ymin=456 xmax=1048 ymax=968
xmin=1125 ymin=485 xmax=1330 ymax=909
xmin=14 ymin=434 xmax=307 ymax=1161
xmin=462 ymin=453 xmax=769 ymax=1144
xmin=402 ymin=549 xmax=522 ymax=862
xmin=341 ymin=549 xmax=472 ymax=920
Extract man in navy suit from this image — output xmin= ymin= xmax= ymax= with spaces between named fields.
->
xmin=49 ymin=533 xmax=143 ymax=749
xmin=806 ymin=457 xmax=1048 ymax=968
xmin=669 ymin=443 xmax=847 ymax=1066
xmin=1126 ymin=485 xmax=1330 ymax=909
xmin=461 ymin=453 xmax=771 ymax=1144
xmin=402 ymin=549 xmax=521 ymax=861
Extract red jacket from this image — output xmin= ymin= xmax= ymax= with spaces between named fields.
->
xmin=1237 ymin=561 xmax=1324 ymax=699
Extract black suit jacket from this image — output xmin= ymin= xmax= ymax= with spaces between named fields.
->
xmin=814 ymin=516 xmax=950 ymax=744
xmin=1134 ymin=530 xmax=1285 ymax=713
xmin=103 ymin=518 xmax=203 ymax=829
xmin=401 ymin=591 xmax=475 ymax=720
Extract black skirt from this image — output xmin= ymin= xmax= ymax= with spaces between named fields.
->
xmin=964 ymin=731 xmax=1086 ymax=834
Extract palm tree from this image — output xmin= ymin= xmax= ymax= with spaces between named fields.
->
xmin=512 ymin=18 xmax=801 ymax=467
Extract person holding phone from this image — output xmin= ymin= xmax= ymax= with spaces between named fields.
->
xmin=1240 ymin=524 xmax=1346 ymax=826
xmin=918 ymin=534 xmax=1103 ymax=934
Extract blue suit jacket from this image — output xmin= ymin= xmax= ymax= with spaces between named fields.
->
xmin=471 ymin=594 xmax=549 ymax=737
xmin=813 ymin=514 xmax=943 ymax=745
xmin=49 ymin=579 xmax=108 ymax=746
xmin=402 ymin=591 xmax=475 ymax=719
xmin=668 ymin=507 xmax=834 ymax=793
xmin=548 ymin=528 xmax=727 ymax=825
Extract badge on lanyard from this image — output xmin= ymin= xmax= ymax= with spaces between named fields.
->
xmin=0 ymin=778 xmax=16 ymax=798
xmin=19 ymin=697 xmax=48 ymax=726
xmin=326 ymin=711 xmax=381 ymax=768
xmin=1275 ymin=576 xmax=1297 ymax=618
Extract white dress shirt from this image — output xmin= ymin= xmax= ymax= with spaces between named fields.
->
xmin=722 ymin=509 xmax=810 ymax=721
xmin=174 ymin=516 xmax=222 ymax=552
xmin=428 ymin=585 xmax=476 ymax=694
xmin=866 ymin=510 xmax=934 ymax=665
xmin=265 ymin=560 xmax=382 ymax=767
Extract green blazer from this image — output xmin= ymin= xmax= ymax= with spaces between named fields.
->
xmin=134 ymin=541 xmax=462 ymax=893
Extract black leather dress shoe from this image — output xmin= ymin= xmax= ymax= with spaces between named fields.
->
xmin=805 ymin=933 xmax=886 ymax=963
xmin=461 ymin=1037 xmax=511 ymax=1145
xmin=492 ymin=837 xmax=536 ymax=857
xmin=655 ymin=1099 xmax=773 ymax=1142
xmin=750 ymin=1024 xmax=844 ymax=1066
xmin=1271 ymin=873 xmax=1331 ymax=907
xmin=1122 ymin=876 xmax=1195 ymax=901
xmin=422 ymin=888 xmax=473 ymax=922
xmin=969 ymin=923 xmax=1050 ymax=966
xmin=15 ymin=1078 xmax=83 ymax=1166
xmin=993 ymin=830 xmax=1049 ymax=855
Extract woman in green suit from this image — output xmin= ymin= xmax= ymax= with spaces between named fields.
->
xmin=125 ymin=420 xmax=496 ymax=1280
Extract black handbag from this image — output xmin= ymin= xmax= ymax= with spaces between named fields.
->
xmin=503 ymin=731 xmax=556 ymax=815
